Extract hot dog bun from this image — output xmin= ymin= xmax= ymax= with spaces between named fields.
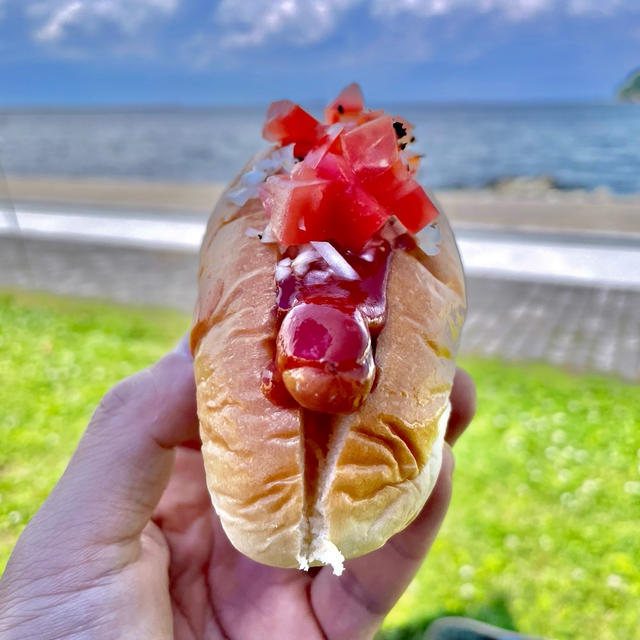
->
xmin=191 ymin=160 xmax=466 ymax=575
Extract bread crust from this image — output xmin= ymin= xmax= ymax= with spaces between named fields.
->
xmin=192 ymin=165 xmax=466 ymax=572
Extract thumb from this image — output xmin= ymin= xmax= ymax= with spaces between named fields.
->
xmin=31 ymin=337 xmax=199 ymax=547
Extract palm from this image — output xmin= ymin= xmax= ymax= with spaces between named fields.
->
xmin=152 ymin=447 xmax=331 ymax=639
xmin=149 ymin=439 xmax=459 ymax=640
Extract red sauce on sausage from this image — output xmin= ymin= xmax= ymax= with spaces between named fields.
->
xmin=262 ymin=238 xmax=394 ymax=413
xmin=277 ymin=237 xmax=392 ymax=333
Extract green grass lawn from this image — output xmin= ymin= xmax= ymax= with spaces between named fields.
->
xmin=1 ymin=290 xmax=638 ymax=639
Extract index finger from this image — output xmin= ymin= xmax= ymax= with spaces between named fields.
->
xmin=446 ymin=367 xmax=476 ymax=446
xmin=29 ymin=340 xmax=199 ymax=548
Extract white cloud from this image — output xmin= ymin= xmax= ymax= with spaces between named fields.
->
xmin=2 ymin=0 xmax=636 ymax=62
xmin=214 ymin=0 xmax=361 ymax=49
xmin=34 ymin=1 xmax=82 ymax=41
xmin=210 ymin=0 xmax=638 ymax=57
xmin=371 ymin=0 xmax=636 ymax=19
xmin=29 ymin=0 xmax=178 ymax=43
xmin=371 ymin=0 xmax=553 ymax=19
xmin=568 ymin=0 xmax=639 ymax=14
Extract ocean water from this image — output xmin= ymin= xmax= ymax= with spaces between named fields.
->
xmin=0 ymin=103 xmax=638 ymax=194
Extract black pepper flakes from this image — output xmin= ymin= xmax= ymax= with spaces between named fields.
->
xmin=393 ymin=121 xmax=407 ymax=138
xmin=337 ymin=105 xmax=344 ymax=114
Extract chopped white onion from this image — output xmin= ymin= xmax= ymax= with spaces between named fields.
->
xmin=359 ymin=246 xmax=377 ymax=262
xmin=275 ymin=259 xmax=292 ymax=281
xmin=304 ymin=269 xmax=332 ymax=286
xmin=278 ymin=144 xmax=297 ymax=173
xmin=227 ymin=186 xmax=252 ymax=206
xmin=245 ymin=227 xmax=262 ymax=238
xmin=228 ymin=144 xmax=298 ymax=207
xmin=254 ymin=144 xmax=297 ymax=174
xmin=326 ymin=123 xmax=345 ymax=137
xmin=260 ymin=224 xmax=277 ymax=243
xmin=310 ymin=241 xmax=359 ymax=281
xmin=291 ymin=245 xmax=319 ymax=276
xmin=418 ymin=223 xmax=441 ymax=256
xmin=241 ymin=169 xmax=267 ymax=186
xmin=253 ymin=153 xmax=282 ymax=174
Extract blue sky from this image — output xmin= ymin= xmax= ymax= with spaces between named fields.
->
xmin=0 ymin=0 xmax=639 ymax=105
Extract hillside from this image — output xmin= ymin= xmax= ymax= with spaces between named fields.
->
xmin=617 ymin=68 xmax=640 ymax=102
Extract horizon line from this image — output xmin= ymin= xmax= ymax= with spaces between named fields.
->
xmin=0 ymin=98 xmax=623 ymax=111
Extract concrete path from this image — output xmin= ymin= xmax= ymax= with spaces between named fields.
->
xmin=463 ymin=277 xmax=639 ymax=382
xmin=3 ymin=204 xmax=640 ymax=290
xmin=6 ymin=175 xmax=640 ymax=235
xmin=2 ymin=232 xmax=638 ymax=382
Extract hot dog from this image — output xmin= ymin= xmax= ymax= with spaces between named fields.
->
xmin=191 ymin=85 xmax=466 ymax=575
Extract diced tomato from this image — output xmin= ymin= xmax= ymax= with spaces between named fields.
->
xmin=260 ymin=174 xmax=335 ymax=245
xmin=262 ymin=100 xmax=325 ymax=158
xmin=290 ymin=161 xmax=318 ymax=181
xmin=313 ymin=151 xmax=354 ymax=184
xmin=293 ymin=151 xmax=351 ymax=185
xmin=332 ymin=184 xmax=390 ymax=251
xmin=379 ymin=178 xmax=439 ymax=233
xmin=341 ymin=116 xmax=399 ymax=181
xmin=360 ymin=157 xmax=410 ymax=200
xmin=302 ymin=184 xmax=339 ymax=240
xmin=304 ymin=125 xmax=344 ymax=169
xmin=355 ymin=109 xmax=384 ymax=125
xmin=258 ymin=86 xmax=435 ymax=249
xmin=324 ymin=83 xmax=365 ymax=124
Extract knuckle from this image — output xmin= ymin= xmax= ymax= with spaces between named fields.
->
xmin=96 ymin=369 xmax=154 ymax=420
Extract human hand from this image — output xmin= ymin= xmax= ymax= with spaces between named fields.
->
xmin=0 ymin=339 xmax=475 ymax=640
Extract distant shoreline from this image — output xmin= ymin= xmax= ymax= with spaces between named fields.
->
xmin=0 ymin=100 xmax=624 ymax=112
xmin=2 ymin=103 xmax=638 ymax=195
xmin=3 ymin=174 xmax=639 ymax=235
xmin=2 ymin=170 xmax=635 ymax=198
